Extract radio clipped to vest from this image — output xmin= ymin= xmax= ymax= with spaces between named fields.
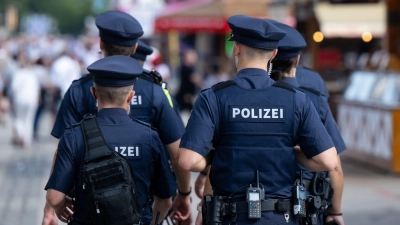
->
xmin=78 ymin=114 xmax=143 ymax=225
xmin=246 ymin=170 xmax=264 ymax=220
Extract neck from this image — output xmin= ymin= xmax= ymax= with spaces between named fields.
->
xmin=237 ymin=58 xmax=268 ymax=72
xmin=282 ymin=67 xmax=296 ymax=78
xmin=97 ymin=102 xmax=128 ymax=112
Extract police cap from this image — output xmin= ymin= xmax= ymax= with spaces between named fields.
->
xmin=267 ymin=20 xmax=306 ymax=58
xmin=87 ymin=55 xmax=143 ymax=87
xmin=96 ymin=10 xmax=144 ymax=47
xmin=227 ymin=15 xmax=286 ymax=50
xmin=131 ymin=40 xmax=153 ymax=61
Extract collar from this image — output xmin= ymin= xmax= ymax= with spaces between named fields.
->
xmin=96 ymin=108 xmax=131 ymax=124
xmin=236 ymin=68 xmax=269 ymax=77
xmin=282 ymin=77 xmax=300 ymax=88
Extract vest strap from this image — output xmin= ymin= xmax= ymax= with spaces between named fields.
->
xmin=81 ymin=114 xmax=113 ymax=162
xmin=212 ymin=80 xmax=237 ymax=92
xmin=273 ymin=81 xmax=296 ymax=92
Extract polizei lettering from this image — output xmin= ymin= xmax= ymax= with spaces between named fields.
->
xmin=229 ymin=105 xmax=285 ymax=123
xmin=114 ymin=146 xmax=141 ymax=159
xmin=130 ymin=95 xmax=142 ymax=105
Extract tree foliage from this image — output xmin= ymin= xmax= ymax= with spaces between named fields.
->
xmin=1 ymin=0 xmax=96 ymax=34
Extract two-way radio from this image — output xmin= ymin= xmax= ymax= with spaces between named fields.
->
xmin=293 ymin=170 xmax=307 ymax=218
xmin=246 ymin=170 xmax=264 ymax=220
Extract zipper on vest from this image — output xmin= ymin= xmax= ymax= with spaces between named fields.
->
xmin=95 ymin=201 xmax=100 ymax=213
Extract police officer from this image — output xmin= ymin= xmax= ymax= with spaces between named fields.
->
xmin=43 ymin=10 xmax=190 ymax=225
xmin=269 ymin=20 xmax=346 ymax=225
xmin=45 ymin=55 xmax=176 ymax=225
xmin=178 ymin=15 xmax=338 ymax=225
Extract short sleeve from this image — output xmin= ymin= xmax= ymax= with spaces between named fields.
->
xmin=151 ymin=87 xmax=185 ymax=144
xmin=151 ymin=132 xmax=176 ymax=199
xmin=45 ymin=130 xmax=77 ymax=194
xmin=51 ymin=84 xmax=82 ymax=138
xmin=320 ymin=96 xmax=347 ymax=154
xmin=180 ymin=91 xmax=218 ymax=156
xmin=296 ymin=94 xmax=334 ymax=159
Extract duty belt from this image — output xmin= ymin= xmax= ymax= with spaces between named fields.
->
xmin=221 ymin=199 xmax=291 ymax=216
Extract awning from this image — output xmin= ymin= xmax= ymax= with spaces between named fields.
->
xmin=314 ymin=2 xmax=387 ymax=38
xmin=154 ymin=0 xmax=271 ymax=33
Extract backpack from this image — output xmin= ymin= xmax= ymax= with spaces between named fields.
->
xmin=78 ymin=114 xmax=143 ymax=225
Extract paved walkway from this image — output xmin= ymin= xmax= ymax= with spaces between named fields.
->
xmin=0 ymin=112 xmax=399 ymax=225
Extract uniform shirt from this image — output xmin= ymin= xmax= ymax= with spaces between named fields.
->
xmin=282 ymin=77 xmax=346 ymax=154
xmin=296 ymin=65 xmax=330 ymax=102
xmin=51 ymin=75 xmax=184 ymax=145
xmin=45 ymin=108 xmax=176 ymax=225
xmin=180 ymin=68 xmax=334 ymax=199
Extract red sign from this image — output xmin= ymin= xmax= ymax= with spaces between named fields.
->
xmin=154 ymin=17 xmax=230 ymax=33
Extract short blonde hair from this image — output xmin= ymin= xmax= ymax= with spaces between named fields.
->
xmin=94 ymin=83 xmax=133 ymax=106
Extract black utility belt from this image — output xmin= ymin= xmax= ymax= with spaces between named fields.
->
xmin=221 ymin=199 xmax=291 ymax=216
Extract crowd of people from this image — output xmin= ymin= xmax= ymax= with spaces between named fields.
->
xmin=0 ymin=33 xmax=230 ymax=149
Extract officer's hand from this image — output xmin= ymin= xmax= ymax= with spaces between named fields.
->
xmin=54 ymin=196 xmax=74 ymax=223
xmin=195 ymin=173 xmax=207 ymax=198
xmin=195 ymin=211 xmax=203 ymax=225
xmin=170 ymin=194 xmax=191 ymax=221
xmin=42 ymin=203 xmax=58 ymax=225
xmin=326 ymin=215 xmax=345 ymax=225
xmin=179 ymin=212 xmax=193 ymax=225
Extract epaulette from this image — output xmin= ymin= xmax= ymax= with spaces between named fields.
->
xmin=79 ymin=74 xmax=93 ymax=83
xmin=272 ymin=81 xmax=296 ymax=92
xmin=132 ymin=119 xmax=158 ymax=131
xmin=200 ymin=88 xmax=210 ymax=93
xmin=299 ymin=86 xmax=321 ymax=96
xmin=139 ymin=69 xmax=162 ymax=86
xmin=211 ymin=80 xmax=236 ymax=92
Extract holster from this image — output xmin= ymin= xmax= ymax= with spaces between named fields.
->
xmin=202 ymin=195 xmax=223 ymax=225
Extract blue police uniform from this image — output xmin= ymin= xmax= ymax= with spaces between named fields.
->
xmin=270 ymin=20 xmax=347 ymax=179
xmin=180 ymin=15 xmax=335 ymax=225
xmin=296 ymin=65 xmax=330 ymax=102
xmin=51 ymin=11 xmax=184 ymax=146
xmin=45 ymin=56 xmax=176 ymax=225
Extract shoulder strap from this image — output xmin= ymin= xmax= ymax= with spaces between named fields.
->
xmin=211 ymin=80 xmax=236 ymax=92
xmin=298 ymin=86 xmax=321 ymax=96
xmin=81 ymin=114 xmax=113 ymax=163
xmin=132 ymin=118 xmax=158 ymax=131
xmin=272 ymin=81 xmax=296 ymax=92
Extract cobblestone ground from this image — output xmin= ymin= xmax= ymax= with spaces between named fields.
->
xmin=0 ymin=112 xmax=399 ymax=225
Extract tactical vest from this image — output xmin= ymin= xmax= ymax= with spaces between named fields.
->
xmin=129 ymin=69 xmax=170 ymax=125
xmin=210 ymin=81 xmax=298 ymax=197
xmin=74 ymin=118 xmax=154 ymax=221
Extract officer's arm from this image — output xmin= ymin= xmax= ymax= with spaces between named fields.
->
xmin=167 ymin=140 xmax=191 ymax=193
xmin=179 ymin=148 xmax=213 ymax=172
xmin=328 ymin=155 xmax=344 ymax=214
xmin=152 ymin=196 xmax=172 ymax=224
xmin=294 ymin=146 xmax=338 ymax=171
xmin=46 ymin=189 xmax=66 ymax=210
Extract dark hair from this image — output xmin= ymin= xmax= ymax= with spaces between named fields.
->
xmin=103 ymin=41 xmax=134 ymax=56
xmin=269 ymin=70 xmax=283 ymax=81
xmin=271 ymin=56 xmax=298 ymax=74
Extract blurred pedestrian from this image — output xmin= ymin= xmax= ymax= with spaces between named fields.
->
xmin=176 ymin=49 xmax=202 ymax=111
xmin=202 ymin=62 xmax=229 ymax=89
xmin=9 ymin=51 xmax=40 ymax=148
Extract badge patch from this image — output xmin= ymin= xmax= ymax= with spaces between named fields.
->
xmin=229 ymin=105 xmax=285 ymax=123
